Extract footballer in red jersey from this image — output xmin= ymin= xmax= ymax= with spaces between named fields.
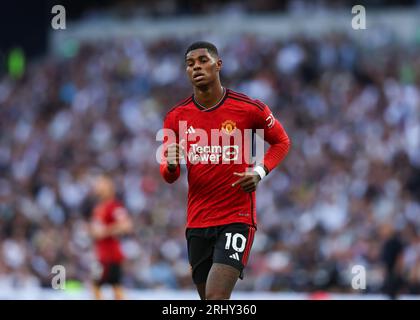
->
xmin=90 ymin=175 xmax=133 ymax=300
xmin=160 ymin=42 xmax=290 ymax=300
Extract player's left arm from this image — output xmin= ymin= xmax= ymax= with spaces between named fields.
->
xmin=106 ymin=207 xmax=133 ymax=237
xmin=232 ymin=102 xmax=290 ymax=193
xmin=90 ymin=219 xmax=108 ymax=240
xmin=90 ymin=207 xmax=133 ymax=239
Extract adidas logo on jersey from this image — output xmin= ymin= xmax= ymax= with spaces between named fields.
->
xmin=185 ymin=125 xmax=196 ymax=134
xmin=229 ymin=252 xmax=240 ymax=261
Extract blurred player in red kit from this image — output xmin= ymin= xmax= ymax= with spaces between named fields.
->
xmin=90 ymin=175 xmax=133 ymax=300
xmin=160 ymin=41 xmax=291 ymax=299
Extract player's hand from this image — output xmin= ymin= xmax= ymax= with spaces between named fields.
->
xmin=91 ymin=222 xmax=108 ymax=239
xmin=165 ymin=139 xmax=185 ymax=172
xmin=231 ymin=171 xmax=261 ymax=193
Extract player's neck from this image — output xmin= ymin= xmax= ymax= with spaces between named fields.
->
xmin=193 ymin=83 xmax=225 ymax=109
xmin=100 ymin=194 xmax=114 ymax=202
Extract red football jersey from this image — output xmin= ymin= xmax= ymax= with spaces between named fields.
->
xmin=92 ymin=199 xmax=125 ymax=263
xmin=160 ymin=89 xmax=290 ymax=228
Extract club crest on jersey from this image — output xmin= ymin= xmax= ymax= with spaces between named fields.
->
xmin=221 ymin=120 xmax=236 ymax=135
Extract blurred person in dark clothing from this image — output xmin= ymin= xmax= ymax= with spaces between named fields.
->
xmin=380 ymin=223 xmax=406 ymax=299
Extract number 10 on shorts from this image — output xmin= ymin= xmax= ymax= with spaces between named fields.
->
xmin=225 ymin=233 xmax=246 ymax=252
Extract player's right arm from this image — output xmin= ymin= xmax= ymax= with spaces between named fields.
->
xmin=160 ymin=112 xmax=183 ymax=183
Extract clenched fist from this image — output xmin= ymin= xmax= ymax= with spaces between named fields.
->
xmin=164 ymin=139 xmax=185 ymax=172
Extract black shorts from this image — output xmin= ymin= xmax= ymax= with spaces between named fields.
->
xmin=93 ymin=262 xmax=122 ymax=286
xmin=186 ymin=223 xmax=256 ymax=284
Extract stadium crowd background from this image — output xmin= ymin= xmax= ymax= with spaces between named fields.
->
xmin=0 ymin=0 xmax=420 ymax=297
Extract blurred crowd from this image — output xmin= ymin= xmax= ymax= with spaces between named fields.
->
xmin=0 ymin=31 xmax=420 ymax=297
xmin=77 ymin=0 xmax=420 ymax=17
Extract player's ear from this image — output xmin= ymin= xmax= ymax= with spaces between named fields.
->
xmin=216 ymin=59 xmax=222 ymax=71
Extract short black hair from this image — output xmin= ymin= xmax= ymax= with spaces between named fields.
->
xmin=185 ymin=41 xmax=219 ymax=58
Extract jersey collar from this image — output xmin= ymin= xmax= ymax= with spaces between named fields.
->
xmin=192 ymin=87 xmax=228 ymax=112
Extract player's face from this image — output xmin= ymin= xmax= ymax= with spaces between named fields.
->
xmin=93 ymin=176 xmax=114 ymax=200
xmin=185 ymin=48 xmax=222 ymax=87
